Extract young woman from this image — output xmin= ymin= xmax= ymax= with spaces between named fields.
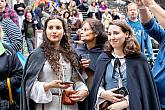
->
xmin=89 ymin=20 xmax=160 ymax=110
xmin=21 ymin=16 xmax=88 ymax=110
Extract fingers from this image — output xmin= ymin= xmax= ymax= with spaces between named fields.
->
xmin=69 ymin=93 xmax=80 ymax=102
xmin=49 ymin=80 xmax=72 ymax=89
xmin=112 ymin=92 xmax=124 ymax=98
xmin=80 ymin=59 xmax=90 ymax=68
xmin=69 ymin=90 xmax=87 ymax=101
xmin=111 ymin=96 xmax=122 ymax=103
xmin=110 ymin=88 xmax=118 ymax=92
xmin=59 ymin=84 xmax=71 ymax=89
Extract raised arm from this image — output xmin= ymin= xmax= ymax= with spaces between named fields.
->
xmin=136 ymin=0 xmax=165 ymax=27
xmin=135 ymin=0 xmax=152 ymax=24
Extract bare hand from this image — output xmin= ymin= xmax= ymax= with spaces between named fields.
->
xmin=135 ymin=0 xmax=154 ymax=7
xmin=44 ymin=80 xmax=71 ymax=91
xmin=101 ymin=89 xmax=124 ymax=103
xmin=69 ymin=90 xmax=88 ymax=102
xmin=80 ymin=59 xmax=90 ymax=69
xmin=107 ymin=100 xmax=128 ymax=110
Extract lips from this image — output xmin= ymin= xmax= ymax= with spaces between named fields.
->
xmin=51 ymin=35 xmax=58 ymax=39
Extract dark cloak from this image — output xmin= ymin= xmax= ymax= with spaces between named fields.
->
xmin=89 ymin=52 xmax=160 ymax=110
xmin=76 ymin=44 xmax=104 ymax=72
xmin=21 ymin=47 xmax=86 ymax=110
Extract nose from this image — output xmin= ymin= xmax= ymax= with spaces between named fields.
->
xmin=80 ymin=29 xmax=84 ymax=35
xmin=108 ymin=34 xmax=115 ymax=40
xmin=52 ymin=28 xmax=57 ymax=33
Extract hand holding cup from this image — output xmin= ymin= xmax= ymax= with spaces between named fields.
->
xmin=80 ymin=54 xmax=91 ymax=69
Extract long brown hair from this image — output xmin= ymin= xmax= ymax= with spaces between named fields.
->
xmin=104 ymin=20 xmax=141 ymax=56
xmin=41 ymin=16 xmax=78 ymax=74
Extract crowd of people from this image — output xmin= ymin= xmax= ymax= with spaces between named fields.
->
xmin=0 ymin=0 xmax=165 ymax=110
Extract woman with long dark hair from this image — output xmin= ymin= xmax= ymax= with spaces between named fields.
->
xmin=21 ymin=16 xmax=88 ymax=110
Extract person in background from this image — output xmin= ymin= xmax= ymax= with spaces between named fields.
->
xmin=89 ymin=20 xmax=160 ymax=110
xmin=77 ymin=18 xmax=107 ymax=90
xmin=1 ymin=18 xmax=23 ymax=52
xmin=76 ymin=18 xmax=107 ymax=110
xmin=68 ymin=0 xmax=77 ymax=12
xmin=70 ymin=9 xmax=83 ymax=31
xmin=135 ymin=0 xmax=165 ymax=109
xmin=22 ymin=12 xmax=40 ymax=54
xmin=33 ymin=0 xmax=49 ymax=9
xmin=77 ymin=0 xmax=89 ymax=12
xmin=72 ymin=28 xmax=84 ymax=48
xmin=14 ymin=0 xmax=25 ymax=31
xmin=111 ymin=8 xmax=120 ymax=20
xmin=0 ymin=23 xmax=23 ymax=109
xmin=87 ymin=1 xmax=100 ymax=19
xmin=125 ymin=2 xmax=154 ymax=62
xmin=21 ymin=16 xmax=88 ymax=110
xmin=0 ymin=0 xmax=19 ymax=27
xmin=34 ymin=7 xmax=44 ymax=30
xmin=101 ymin=8 xmax=112 ymax=32
xmin=99 ymin=1 xmax=107 ymax=13
xmin=59 ymin=3 xmax=68 ymax=17
xmin=24 ymin=5 xmax=37 ymax=21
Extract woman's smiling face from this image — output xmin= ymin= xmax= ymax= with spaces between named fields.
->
xmin=108 ymin=25 xmax=128 ymax=50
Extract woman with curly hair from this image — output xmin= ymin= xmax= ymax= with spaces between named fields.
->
xmin=89 ymin=20 xmax=160 ymax=110
xmin=21 ymin=16 xmax=88 ymax=110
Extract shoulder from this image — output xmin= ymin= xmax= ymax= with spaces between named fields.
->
xmin=2 ymin=18 xmax=16 ymax=25
xmin=1 ymin=18 xmax=20 ymax=31
xmin=4 ymin=7 xmax=17 ymax=15
xmin=126 ymin=53 xmax=148 ymax=65
xmin=28 ymin=47 xmax=44 ymax=59
xmin=2 ymin=43 xmax=16 ymax=57
xmin=131 ymin=53 xmax=147 ymax=60
xmin=98 ymin=51 xmax=113 ymax=60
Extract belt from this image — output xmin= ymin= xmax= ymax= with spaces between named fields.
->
xmin=52 ymin=93 xmax=61 ymax=95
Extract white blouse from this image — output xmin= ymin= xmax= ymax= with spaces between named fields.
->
xmin=30 ymin=55 xmax=88 ymax=110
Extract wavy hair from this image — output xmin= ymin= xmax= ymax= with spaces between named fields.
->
xmin=41 ymin=16 xmax=78 ymax=74
xmin=104 ymin=20 xmax=140 ymax=56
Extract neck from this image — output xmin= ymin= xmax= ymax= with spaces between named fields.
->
xmin=129 ymin=17 xmax=138 ymax=22
xmin=113 ymin=49 xmax=125 ymax=58
xmin=86 ymin=39 xmax=96 ymax=50
xmin=53 ymin=42 xmax=60 ymax=49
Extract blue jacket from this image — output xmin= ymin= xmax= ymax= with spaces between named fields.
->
xmin=125 ymin=18 xmax=154 ymax=59
xmin=143 ymin=18 xmax=165 ymax=108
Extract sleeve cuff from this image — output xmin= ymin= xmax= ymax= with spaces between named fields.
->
xmin=30 ymin=81 xmax=52 ymax=103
